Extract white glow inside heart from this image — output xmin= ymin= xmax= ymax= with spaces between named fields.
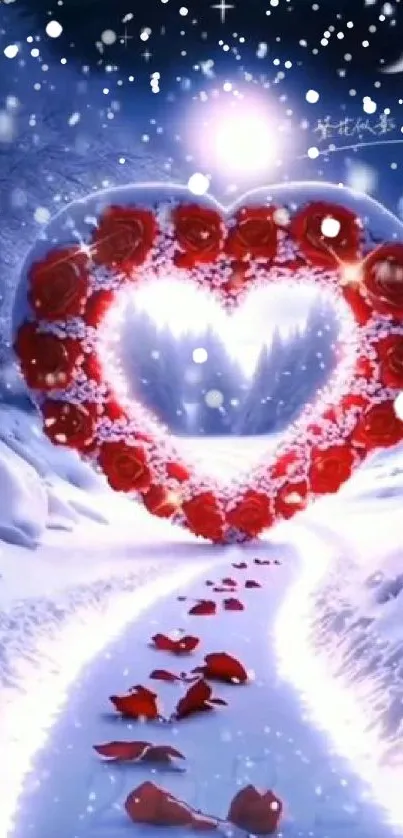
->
xmin=100 ymin=277 xmax=326 ymax=379
xmin=96 ymin=277 xmax=360 ymax=481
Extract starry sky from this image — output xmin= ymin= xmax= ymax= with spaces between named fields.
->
xmin=2 ymin=0 xmax=403 ymax=211
xmin=1 ymin=0 xmax=403 ymax=403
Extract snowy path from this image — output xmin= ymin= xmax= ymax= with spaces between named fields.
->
xmin=8 ymin=542 xmax=402 ymax=838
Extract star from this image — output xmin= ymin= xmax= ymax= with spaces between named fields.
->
xmin=119 ymin=26 xmax=134 ymax=47
xmin=142 ymin=49 xmax=152 ymax=62
xmin=211 ymin=0 xmax=235 ymax=23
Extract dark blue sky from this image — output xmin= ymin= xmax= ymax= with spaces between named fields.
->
xmin=1 ymin=0 xmax=403 ymax=212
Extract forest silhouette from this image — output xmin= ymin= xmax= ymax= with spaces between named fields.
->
xmin=120 ymin=297 xmax=338 ymax=437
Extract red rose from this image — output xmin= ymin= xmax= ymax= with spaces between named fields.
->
xmin=275 ymin=479 xmax=309 ymax=520
xmin=80 ymin=353 xmax=103 ymax=383
xmin=355 ymin=355 xmax=375 ymax=380
xmin=308 ymin=444 xmax=355 ymax=494
xmin=221 ymin=263 xmax=250 ymax=297
xmin=41 ymin=400 xmax=98 ymax=450
xmin=133 ymin=431 xmax=154 ymax=444
xmin=166 ymin=461 xmax=190 ymax=482
xmin=91 ymin=206 xmax=157 ymax=274
xmin=28 ymin=247 xmax=90 ymax=321
xmin=225 ymin=206 xmax=279 ymax=260
xmin=290 ymin=201 xmax=361 ymax=267
xmin=172 ymin=204 xmax=224 ymax=268
xmin=83 ymin=290 xmax=115 ymax=327
xmin=351 ymin=401 xmax=403 ymax=451
xmin=339 ymin=393 xmax=369 ymax=414
xmin=227 ymin=784 xmax=283 ymax=835
xmin=322 ymin=394 xmax=369 ymax=426
xmin=14 ymin=322 xmax=82 ymax=391
xmin=226 ymin=489 xmax=273 ymax=537
xmin=182 ymin=491 xmax=224 ymax=542
xmin=98 ymin=440 xmax=151 ymax=492
xmin=362 ymin=244 xmax=403 ymax=319
xmin=142 ymin=484 xmax=179 ymax=518
xmin=270 ymin=449 xmax=301 ymax=479
xmin=341 ymin=283 xmax=372 ymax=326
xmin=375 ymin=335 xmax=403 ymax=388
xmin=102 ymin=398 xmax=129 ymax=422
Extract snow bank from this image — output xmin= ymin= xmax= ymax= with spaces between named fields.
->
xmin=0 ymin=438 xmax=48 ymax=548
xmin=0 ymin=403 xmax=130 ymax=548
xmin=295 ymin=442 xmax=403 ymax=767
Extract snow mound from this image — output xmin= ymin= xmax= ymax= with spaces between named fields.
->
xmin=0 ymin=403 xmax=122 ymax=548
xmin=0 ymin=439 xmax=47 ymax=548
xmin=298 ymin=442 xmax=403 ymax=766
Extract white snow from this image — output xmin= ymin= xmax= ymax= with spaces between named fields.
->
xmin=1 ymin=403 xmax=403 ymax=837
xmin=285 ymin=443 xmax=403 ymax=789
xmin=5 ymin=537 xmax=401 ymax=838
xmin=0 ymin=403 xmax=170 ymax=551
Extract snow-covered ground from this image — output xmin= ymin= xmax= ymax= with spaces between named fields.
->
xmin=294 ymin=445 xmax=403 ymax=775
xmin=174 ymin=433 xmax=282 ymax=481
xmin=1 ymin=404 xmax=403 ymax=837
xmin=6 ymin=541 xmax=403 ymax=838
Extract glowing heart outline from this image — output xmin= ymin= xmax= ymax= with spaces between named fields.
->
xmin=13 ymin=180 xmax=403 ymax=543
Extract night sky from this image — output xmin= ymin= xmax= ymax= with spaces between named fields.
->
xmin=2 ymin=0 xmax=403 ymax=210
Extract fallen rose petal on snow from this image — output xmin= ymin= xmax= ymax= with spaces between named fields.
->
xmin=223 ymin=597 xmax=244 ymax=611
xmin=151 ymin=633 xmax=200 ymax=654
xmin=149 ymin=669 xmax=183 ymax=683
xmin=125 ymin=781 xmax=218 ymax=830
xmin=193 ymin=652 xmax=249 ymax=685
xmin=125 ymin=782 xmax=194 ymax=826
xmin=227 ymin=784 xmax=283 ymax=835
xmin=141 ymin=744 xmax=186 ymax=763
xmin=188 ymin=600 xmax=216 ymax=616
xmin=93 ymin=741 xmax=150 ymax=761
xmin=173 ymin=678 xmax=227 ymax=720
xmin=245 ymin=579 xmax=262 ymax=589
xmin=109 ymin=685 xmax=160 ymax=720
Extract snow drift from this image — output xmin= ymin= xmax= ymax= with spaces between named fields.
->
xmin=298 ymin=442 xmax=403 ymax=768
xmin=0 ymin=402 xmax=117 ymax=549
xmin=1 ymin=391 xmax=403 ymax=777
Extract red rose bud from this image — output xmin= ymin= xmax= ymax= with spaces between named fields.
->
xmin=362 ymin=244 xmax=403 ymax=319
xmin=27 ymin=246 xmax=90 ymax=321
xmin=290 ymin=201 xmax=361 ymax=268
xmin=98 ymin=440 xmax=152 ymax=493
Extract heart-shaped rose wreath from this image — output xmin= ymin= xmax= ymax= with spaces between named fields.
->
xmin=13 ymin=182 xmax=403 ymax=543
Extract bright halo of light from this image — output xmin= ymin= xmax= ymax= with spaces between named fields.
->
xmin=0 ymin=562 xmax=214 ymax=838
xmin=212 ymin=109 xmax=277 ymax=175
xmin=274 ymin=524 xmax=403 ymax=830
xmin=187 ymin=94 xmax=283 ymax=178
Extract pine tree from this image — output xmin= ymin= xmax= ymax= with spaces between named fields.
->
xmin=235 ymin=296 xmax=338 ymax=436
xmin=235 ymin=328 xmax=284 ymax=435
xmin=120 ymin=309 xmax=185 ymax=432
xmin=192 ymin=327 xmax=245 ymax=435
